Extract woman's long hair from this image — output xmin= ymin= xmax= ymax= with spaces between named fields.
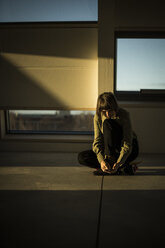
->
xmin=96 ymin=92 xmax=119 ymax=119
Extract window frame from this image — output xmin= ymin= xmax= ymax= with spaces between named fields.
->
xmin=114 ymin=31 xmax=165 ymax=102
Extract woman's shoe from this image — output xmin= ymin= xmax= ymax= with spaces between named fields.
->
xmin=93 ymin=168 xmax=113 ymax=176
xmin=104 ymin=155 xmax=116 ymax=170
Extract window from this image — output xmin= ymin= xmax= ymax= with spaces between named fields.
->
xmin=115 ymin=32 xmax=165 ymax=101
xmin=6 ymin=110 xmax=95 ymax=135
xmin=0 ymin=0 xmax=98 ymax=23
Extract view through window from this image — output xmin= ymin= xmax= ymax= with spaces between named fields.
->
xmin=0 ymin=0 xmax=98 ymax=22
xmin=115 ymin=35 xmax=165 ymax=100
xmin=7 ymin=110 xmax=95 ymax=134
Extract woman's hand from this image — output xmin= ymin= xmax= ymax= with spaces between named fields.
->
xmin=101 ymin=160 xmax=111 ymax=172
xmin=112 ymin=162 xmax=122 ymax=172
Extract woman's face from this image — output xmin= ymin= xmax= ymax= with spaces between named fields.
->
xmin=102 ymin=109 xmax=116 ymax=118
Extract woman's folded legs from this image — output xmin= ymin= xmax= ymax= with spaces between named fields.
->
xmin=78 ymin=150 xmax=100 ymax=168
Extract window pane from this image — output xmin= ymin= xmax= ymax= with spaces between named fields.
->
xmin=116 ymin=38 xmax=165 ymax=91
xmin=7 ymin=110 xmax=95 ymax=134
xmin=0 ymin=0 xmax=98 ymax=22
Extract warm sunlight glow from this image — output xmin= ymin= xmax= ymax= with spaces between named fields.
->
xmin=1 ymin=52 xmax=98 ymax=109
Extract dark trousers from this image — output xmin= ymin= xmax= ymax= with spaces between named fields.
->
xmin=78 ymin=119 xmax=139 ymax=168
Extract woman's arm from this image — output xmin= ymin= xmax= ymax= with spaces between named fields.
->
xmin=92 ymin=115 xmax=104 ymax=164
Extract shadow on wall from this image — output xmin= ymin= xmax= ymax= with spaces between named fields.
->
xmin=0 ymin=27 xmax=97 ymax=59
xmin=0 ymin=55 xmax=66 ymax=109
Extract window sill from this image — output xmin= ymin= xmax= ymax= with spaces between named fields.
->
xmin=119 ymin=101 xmax=165 ymax=108
xmin=3 ymin=133 xmax=94 ymax=143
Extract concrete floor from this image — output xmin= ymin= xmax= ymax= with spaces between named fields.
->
xmin=0 ymin=152 xmax=165 ymax=248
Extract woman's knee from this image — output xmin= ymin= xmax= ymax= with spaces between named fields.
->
xmin=78 ymin=151 xmax=85 ymax=164
xmin=78 ymin=150 xmax=93 ymax=165
xmin=78 ymin=150 xmax=100 ymax=168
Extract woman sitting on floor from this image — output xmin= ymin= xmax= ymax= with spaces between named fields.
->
xmin=78 ymin=92 xmax=139 ymax=175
